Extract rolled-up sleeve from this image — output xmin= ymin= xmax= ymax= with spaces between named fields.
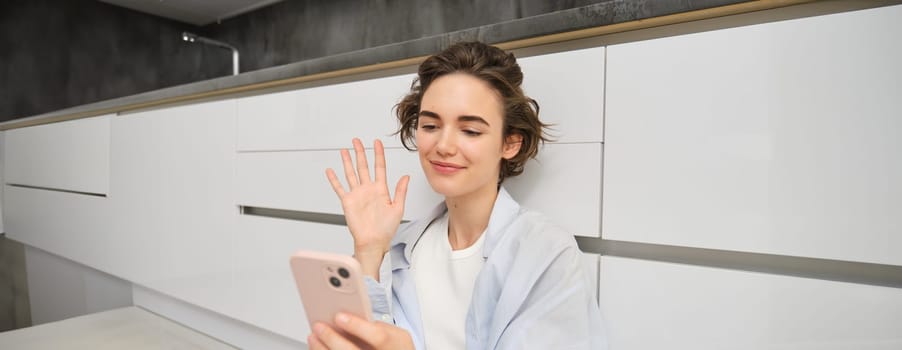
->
xmin=364 ymin=251 xmax=394 ymax=323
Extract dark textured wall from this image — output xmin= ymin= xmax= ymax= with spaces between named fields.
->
xmin=204 ymin=0 xmax=612 ymax=72
xmin=0 ymin=0 xmax=230 ymax=121
xmin=1 ymin=0 xmax=611 ymax=121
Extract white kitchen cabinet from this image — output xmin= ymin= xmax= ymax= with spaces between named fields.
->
xmin=603 ymin=5 xmax=902 ymax=265
xmin=598 ymin=256 xmax=902 ymax=350
xmin=4 ymin=185 xmax=110 ymax=268
xmin=519 ymin=46 xmax=605 ymax=143
xmin=235 ymin=147 xmax=441 ymax=221
xmin=108 ymin=99 xmax=237 ymax=302
xmin=236 ymin=74 xmax=415 ymax=151
xmin=4 ymin=115 xmax=111 ymax=195
xmin=236 ymin=142 xmax=602 ymax=237
xmin=237 ymin=45 xmax=605 ymax=153
xmin=229 ymin=215 xmax=355 ymax=342
xmin=505 ymin=142 xmax=602 ymax=237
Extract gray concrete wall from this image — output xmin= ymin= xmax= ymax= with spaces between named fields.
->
xmin=1 ymin=0 xmax=613 ymax=121
xmin=0 ymin=0 xmax=229 ymax=121
xmin=202 ymin=0 xmax=612 ymax=73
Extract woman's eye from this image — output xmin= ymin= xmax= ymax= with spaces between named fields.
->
xmin=463 ymin=129 xmax=482 ymax=136
xmin=419 ymin=124 xmax=437 ymax=131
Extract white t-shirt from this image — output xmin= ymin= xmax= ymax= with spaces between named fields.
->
xmin=410 ymin=213 xmax=486 ymax=350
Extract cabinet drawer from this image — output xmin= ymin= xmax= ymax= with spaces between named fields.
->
xmin=603 ymin=5 xmax=902 ymax=265
xmin=237 ymin=142 xmax=601 ymax=237
xmin=5 ymin=115 xmax=111 ymax=195
xmin=236 ymin=74 xmax=414 ymax=151
xmin=599 ymin=256 xmax=902 ymax=350
xmin=519 ymin=46 xmax=605 ymax=143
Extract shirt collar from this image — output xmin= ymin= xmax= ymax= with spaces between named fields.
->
xmin=389 ymin=187 xmax=521 ymax=270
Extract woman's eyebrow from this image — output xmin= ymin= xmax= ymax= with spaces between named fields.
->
xmin=419 ymin=110 xmax=490 ymax=126
xmin=418 ymin=110 xmax=441 ymax=119
xmin=458 ymin=115 xmax=490 ymax=126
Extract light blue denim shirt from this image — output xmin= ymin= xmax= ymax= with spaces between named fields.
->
xmin=364 ymin=187 xmax=608 ymax=349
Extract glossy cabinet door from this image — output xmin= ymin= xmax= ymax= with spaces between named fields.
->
xmin=598 ymin=256 xmax=902 ymax=350
xmin=236 ymin=74 xmax=415 ymax=151
xmin=519 ymin=46 xmax=605 ymax=143
xmin=108 ymin=99 xmax=237 ymax=307
xmin=3 ymin=115 xmax=112 ymax=273
xmin=603 ymin=5 xmax=902 ymax=265
xmin=505 ymin=143 xmax=602 ymax=237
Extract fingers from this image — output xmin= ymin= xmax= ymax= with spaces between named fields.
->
xmin=325 ymin=168 xmax=346 ymax=198
xmin=393 ymin=175 xmax=410 ymax=209
xmin=307 ymin=333 xmax=328 ymax=350
xmin=374 ymin=139 xmax=387 ymax=185
xmin=333 ymin=313 xmax=388 ymax=348
xmin=353 ymin=138 xmax=372 ymax=184
xmin=311 ymin=322 xmax=359 ymax=350
xmin=340 ymin=148 xmax=358 ymax=189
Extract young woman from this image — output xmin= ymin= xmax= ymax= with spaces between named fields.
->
xmin=311 ymin=42 xmax=606 ymax=350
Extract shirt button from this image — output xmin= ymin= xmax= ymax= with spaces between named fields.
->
xmin=381 ymin=314 xmax=392 ymax=322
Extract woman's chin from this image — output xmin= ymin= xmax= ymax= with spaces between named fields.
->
xmin=425 ymin=179 xmax=461 ymax=198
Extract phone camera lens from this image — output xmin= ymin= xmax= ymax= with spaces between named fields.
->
xmin=330 ymin=276 xmax=341 ymax=287
xmin=338 ymin=268 xmax=350 ymax=278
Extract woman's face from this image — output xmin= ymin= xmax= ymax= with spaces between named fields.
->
xmin=416 ymin=73 xmax=520 ymax=199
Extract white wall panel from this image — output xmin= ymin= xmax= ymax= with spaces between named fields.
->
xmin=519 ymin=46 xmax=605 ymax=143
xmin=603 ymin=5 xmax=902 ymax=265
xmin=598 ymin=256 xmax=902 ymax=350
xmin=4 ymin=115 xmax=110 ymax=195
xmin=237 ymin=143 xmax=601 ymax=236
xmin=236 ymin=74 xmax=414 ymax=151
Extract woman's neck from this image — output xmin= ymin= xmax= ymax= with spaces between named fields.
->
xmin=444 ymin=184 xmax=498 ymax=250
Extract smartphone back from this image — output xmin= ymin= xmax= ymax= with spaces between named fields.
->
xmin=290 ymin=250 xmax=373 ymax=330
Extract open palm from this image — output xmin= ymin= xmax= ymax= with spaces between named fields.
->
xmin=326 ymin=138 xmax=409 ymax=274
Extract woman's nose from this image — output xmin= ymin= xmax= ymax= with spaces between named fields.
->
xmin=435 ymin=130 xmax=457 ymax=157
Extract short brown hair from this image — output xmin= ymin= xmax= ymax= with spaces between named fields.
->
xmin=395 ymin=41 xmax=551 ymax=183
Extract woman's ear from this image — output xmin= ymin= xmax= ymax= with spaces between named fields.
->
xmin=502 ymin=134 xmax=523 ymax=160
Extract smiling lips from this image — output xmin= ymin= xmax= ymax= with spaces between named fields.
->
xmin=430 ymin=160 xmax=465 ymax=175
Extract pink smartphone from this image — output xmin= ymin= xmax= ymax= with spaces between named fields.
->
xmin=290 ymin=250 xmax=373 ymax=333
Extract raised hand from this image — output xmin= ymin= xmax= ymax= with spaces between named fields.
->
xmin=326 ymin=138 xmax=410 ymax=280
